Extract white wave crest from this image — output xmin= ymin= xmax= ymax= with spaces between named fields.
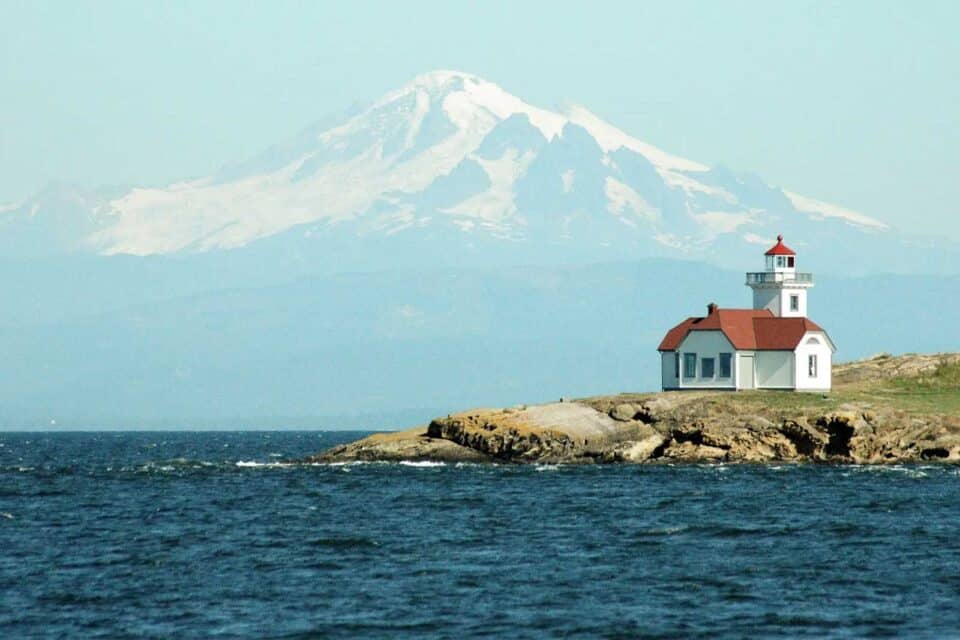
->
xmin=535 ymin=464 xmax=561 ymax=472
xmin=235 ymin=460 xmax=292 ymax=468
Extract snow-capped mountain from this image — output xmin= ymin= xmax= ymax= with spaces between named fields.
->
xmin=2 ymin=70 xmax=953 ymax=272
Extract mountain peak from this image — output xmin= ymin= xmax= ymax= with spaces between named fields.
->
xmin=407 ymin=69 xmax=481 ymax=89
xmin=377 ymin=70 xmax=567 ymax=141
xmin=383 ymin=73 xmax=708 ymax=173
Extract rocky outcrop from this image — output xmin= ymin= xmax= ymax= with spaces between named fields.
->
xmin=425 ymin=402 xmax=651 ymax=463
xmin=304 ymin=426 xmax=492 ymax=463
xmin=833 ymin=352 xmax=960 ymax=385
xmin=307 ymin=353 xmax=960 ymax=465
xmin=309 ymin=406 xmax=960 ymax=465
xmin=426 ymin=413 xmax=579 ymax=462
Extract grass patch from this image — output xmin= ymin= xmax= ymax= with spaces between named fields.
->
xmin=890 ymin=361 xmax=960 ymax=391
xmin=879 ymin=361 xmax=960 ymax=415
xmin=706 ymin=361 xmax=960 ymax=417
xmin=709 ymin=389 xmax=855 ymax=417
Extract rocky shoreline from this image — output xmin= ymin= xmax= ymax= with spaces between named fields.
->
xmin=306 ymin=353 xmax=960 ymax=465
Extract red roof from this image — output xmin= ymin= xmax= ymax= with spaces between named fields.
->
xmin=765 ymin=234 xmax=796 ymax=256
xmin=657 ymin=306 xmax=826 ymax=351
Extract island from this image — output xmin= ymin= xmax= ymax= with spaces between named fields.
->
xmin=306 ymin=353 xmax=960 ymax=465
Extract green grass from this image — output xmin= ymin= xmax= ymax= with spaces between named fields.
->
xmin=878 ymin=361 xmax=960 ymax=414
xmin=703 ymin=361 xmax=960 ymax=417
xmin=890 ymin=361 xmax=960 ymax=390
xmin=708 ymin=389 xmax=870 ymax=420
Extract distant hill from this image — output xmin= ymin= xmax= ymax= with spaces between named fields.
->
xmin=1 ymin=258 xmax=956 ymax=429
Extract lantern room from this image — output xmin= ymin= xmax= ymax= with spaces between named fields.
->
xmin=764 ymin=235 xmax=796 ymax=273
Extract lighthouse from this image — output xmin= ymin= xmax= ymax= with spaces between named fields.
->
xmin=657 ymin=234 xmax=835 ymax=392
xmin=745 ymin=235 xmax=813 ymax=318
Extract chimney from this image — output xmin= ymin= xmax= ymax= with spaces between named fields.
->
xmin=707 ymin=302 xmax=718 ymax=315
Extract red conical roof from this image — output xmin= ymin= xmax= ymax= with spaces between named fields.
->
xmin=765 ymin=234 xmax=796 ymax=256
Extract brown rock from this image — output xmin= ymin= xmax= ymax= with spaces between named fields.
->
xmin=662 ymin=441 xmax=727 ymax=461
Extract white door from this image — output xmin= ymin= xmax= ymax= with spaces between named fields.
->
xmin=738 ymin=354 xmax=755 ymax=390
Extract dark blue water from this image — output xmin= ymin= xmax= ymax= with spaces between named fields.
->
xmin=2 ymin=431 xmax=960 ymax=639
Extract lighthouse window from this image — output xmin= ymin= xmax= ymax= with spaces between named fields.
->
xmin=790 ymin=295 xmax=799 ymax=312
xmin=701 ymin=357 xmax=715 ymax=379
xmin=683 ymin=353 xmax=696 ymax=379
xmin=808 ymin=355 xmax=818 ymax=377
xmin=719 ymin=353 xmax=732 ymax=378
xmin=787 ymin=256 xmax=795 ymax=268
xmin=776 ymin=256 xmax=785 ymax=267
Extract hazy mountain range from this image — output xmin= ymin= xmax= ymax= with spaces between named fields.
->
xmin=1 ymin=71 xmax=956 ymax=428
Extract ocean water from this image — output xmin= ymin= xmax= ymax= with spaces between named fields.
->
xmin=2 ymin=431 xmax=960 ymax=639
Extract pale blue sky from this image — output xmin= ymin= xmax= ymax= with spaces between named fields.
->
xmin=2 ymin=0 xmax=958 ymax=238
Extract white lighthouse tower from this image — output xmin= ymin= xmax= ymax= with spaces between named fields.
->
xmin=745 ymin=235 xmax=813 ymax=318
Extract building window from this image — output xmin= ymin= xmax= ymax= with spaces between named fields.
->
xmin=674 ymin=352 xmax=680 ymax=377
xmin=683 ymin=353 xmax=696 ymax=379
xmin=719 ymin=353 xmax=732 ymax=378
xmin=701 ymin=357 xmax=715 ymax=379
xmin=776 ymin=256 xmax=785 ymax=267
xmin=790 ymin=295 xmax=799 ymax=312
xmin=787 ymin=256 xmax=795 ymax=268
xmin=809 ymin=354 xmax=818 ymax=377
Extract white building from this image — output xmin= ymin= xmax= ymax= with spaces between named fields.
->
xmin=658 ymin=235 xmax=836 ymax=392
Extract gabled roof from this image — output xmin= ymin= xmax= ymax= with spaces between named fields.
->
xmin=753 ymin=317 xmax=825 ymax=350
xmin=765 ymin=234 xmax=796 ymax=256
xmin=657 ymin=307 xmax=828 ymax=351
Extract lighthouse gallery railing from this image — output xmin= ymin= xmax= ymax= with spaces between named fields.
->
xmin=745 ymin=272 xmax=814 ymax=284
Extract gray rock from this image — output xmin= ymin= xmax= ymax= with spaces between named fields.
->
xmin=610 ymin=403 xmax=638 ymax=422
xmin=616 ymin=433 xmax=666 ymax=462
